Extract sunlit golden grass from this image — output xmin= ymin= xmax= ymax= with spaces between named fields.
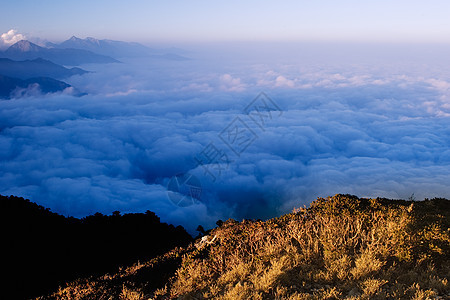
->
xmin=39 ymin=194 xmax=450 ymax=299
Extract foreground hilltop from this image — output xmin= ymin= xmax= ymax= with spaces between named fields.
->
xmin=40 ymin=194 xmax=450 ymax=299
xmin=0 ymin=195 xmax=192 ymax=300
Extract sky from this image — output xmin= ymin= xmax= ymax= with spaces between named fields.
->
xmin=1 ymin=1 xmax=450 ymax=43
xmin=1 ymin=2 xmax=450 ymax=234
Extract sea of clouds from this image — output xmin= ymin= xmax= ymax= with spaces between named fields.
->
xmin=1 ymin=41 xmax=450 ymax=233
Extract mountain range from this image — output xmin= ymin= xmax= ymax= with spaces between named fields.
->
xmin=0 ymin=36 xmax=190 ymax=99
xmin=0 ymin=40 xmax=119 ymax=66
xmin=0 ymin=37 xmax=189 ymax=67
xmin=0 ymin=57 xmax=90 ymax=99
xmin=50 ymin=36 xmax=190 ymax=60
xmin=51 ymin=36 xmax=152 ymax=58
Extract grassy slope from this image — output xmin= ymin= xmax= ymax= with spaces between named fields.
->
xmin=40 ymin=195 xmax=450 ymax=299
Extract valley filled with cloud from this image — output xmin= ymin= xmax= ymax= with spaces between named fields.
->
xmin=1 ymin=41 xmax=450 ymax=233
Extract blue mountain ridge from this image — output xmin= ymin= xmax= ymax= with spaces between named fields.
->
xmin=0 ymin=75 xmax=85 ymax=99
xmin=0 ymin=40 xmax=119 ymax=66
xmin=0 ymin=57 xmax=88 ymax=79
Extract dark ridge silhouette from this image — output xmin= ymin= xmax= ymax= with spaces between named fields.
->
xmin=0 ymin=75 xmax=72 ymax=99
xmin=0 ymin=194 xmax=193 ymax=300
xmin=0 ymin=58 xmax=88 ymax=79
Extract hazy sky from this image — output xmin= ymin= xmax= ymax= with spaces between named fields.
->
xmin=2 ymin=0 xmax=450 ymax=43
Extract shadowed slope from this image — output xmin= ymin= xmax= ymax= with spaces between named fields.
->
xmin=1 ymin=195 xmax=192 ymax=299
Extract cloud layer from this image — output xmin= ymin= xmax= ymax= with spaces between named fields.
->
xmin=1 ymin=42 xmax=450 ymax=233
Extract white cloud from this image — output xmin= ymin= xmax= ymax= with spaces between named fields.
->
xmin=0 ymin=29 xmax=26 ymax=49
xmin=275 ymin=75 xmax=295 ymax=88
xmin=219 ymin=74 xmax=246 ymax=92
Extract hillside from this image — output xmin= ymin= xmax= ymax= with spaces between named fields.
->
xmin=38 ymin=194 xmax=450 ymax=299
xmin=0 ymin=195 xmax=193 ymax=299
xmin=0 ymin=75 xmax=72 ymax=99
xmin=0 ymin=58 xmax=88 ymax=79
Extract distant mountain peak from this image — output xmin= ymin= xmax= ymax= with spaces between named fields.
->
xmin=57 ymin=36 xmax=154 ymax=58
xmin=59 ymin=36 xmax=104 ymax=52
xmin=64 ymin=36 xmax=100 ymax=45
xmin=85 ymin=37 xmax=100 ymax=44
xmin=66 ymin=36 xmax=100 ymax=45
xmin=29 ymin=57 xmax=50 ymax=63
xmin=7 ymin=40 xmax=42 ymax=52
